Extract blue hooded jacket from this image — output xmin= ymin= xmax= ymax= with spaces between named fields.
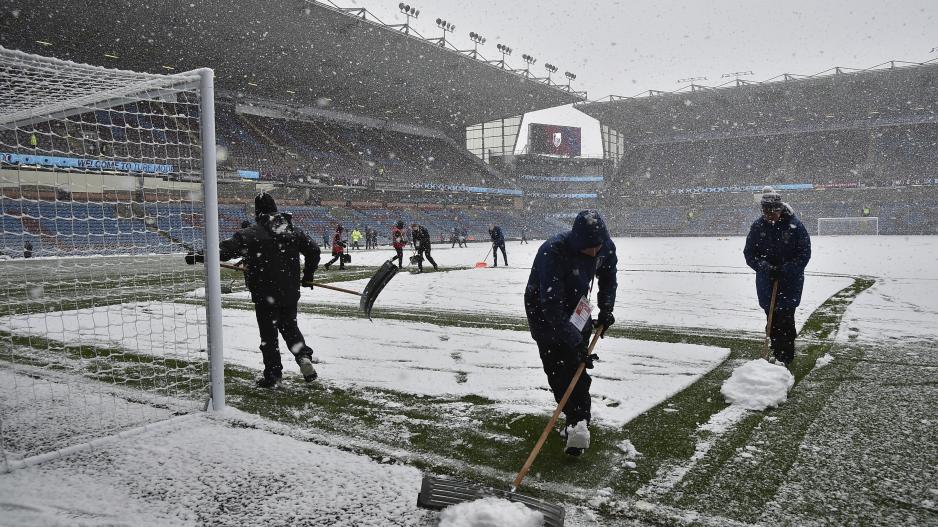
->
xmin=490 ymin=226 xmax=505 ymax=246
xmin=743 ymin=206 xmax=811 ymax=310
xmin=524 ymin=210 xmax=618 ymax=348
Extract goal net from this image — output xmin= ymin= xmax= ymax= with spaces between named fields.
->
xmin=0 ymin=47 xmax=224 ymax=472
xmin=817 ymin=217 xmax=880 ymax=235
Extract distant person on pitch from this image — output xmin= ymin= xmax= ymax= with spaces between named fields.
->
xmin=323 ymin=224 xmax=346 ymax=270
xmin=391 ymin=220 xmax=407 ymax=268
xmin=187 ymin=192 xmax=320 ymax=387
xmin=520 ymin=228 xmax=529 ymax=244
xmin=410 ymin=222 xmax=439 ymax=273
xmin=524 ymin=210 xmax=617 ymax=456
xmin=351 ymin=227 xmax=363 ymax=250
xmin=743 ymin=187 xmax=811 ymax=366
xmin=489 ymin=224 xmax=507 ymax=266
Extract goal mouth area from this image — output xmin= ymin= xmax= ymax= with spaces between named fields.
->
xmin=816 ymin=217 xmax=880 ymax=236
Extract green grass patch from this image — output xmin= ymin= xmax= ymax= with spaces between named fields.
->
xmin=646 ymin=277 xmax=875 ymax=523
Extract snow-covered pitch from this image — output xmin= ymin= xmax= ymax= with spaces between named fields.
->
xmin=1 ymin=235 xmax=935 ymax=526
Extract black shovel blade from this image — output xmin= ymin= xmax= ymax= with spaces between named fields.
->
xmin=416 ymin=475 xmax=565 ymax=526
xmin=359 ymin=260 xmax=399 ymax=319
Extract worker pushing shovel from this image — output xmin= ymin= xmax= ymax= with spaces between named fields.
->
xmin=186 ymin=192 xmax=397 ymax=389
xmin=744 ymin=187 xmax=811 ymax=366
xmin=417 ymin=210 xmax=618 ymax=522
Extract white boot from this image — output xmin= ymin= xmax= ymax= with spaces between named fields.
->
xmin=297 ymin=356 xmax=318 ymax=382
xmin=564 ymin=421 xmax=590 ymax=456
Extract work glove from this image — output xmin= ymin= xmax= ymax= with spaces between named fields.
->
xmin=574 ymin=339 xmax=599 ymax=369
xmin=302 ymin=272 xmax=315 ymax=289
xmin=594 ymin=311 xmax=614 ymax=338
xmin=184 ymin=250 xmax=204 ymax=265
xmin=580 ymin=353 xmax=599 ymax=370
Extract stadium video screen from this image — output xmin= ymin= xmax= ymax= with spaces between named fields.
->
xmin=528 ymin=124 xmax=582 ymax=157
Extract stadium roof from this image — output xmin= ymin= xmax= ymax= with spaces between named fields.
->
xmin=577 ymin=59 xmax=938 ymax=142
xmin=0 ymin=0 xmax=583 ymax=136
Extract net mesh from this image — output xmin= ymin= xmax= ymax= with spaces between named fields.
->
xmin=0 ymin=47 xmax=212 ymax=470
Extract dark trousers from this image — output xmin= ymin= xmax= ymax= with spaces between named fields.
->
xmin=536 ymin=334 xmax=591 ymax=426
xmin=394 ymin=247 xmax=404 ymax=267
xmin=324 ymin=252 xmax=344 ymax=269
xmin=493 ymin=244 xmax=507 ymax=266
xmin=254 ymin=298 xmax=312 ymax=377
xmin=767 ymin=307 xmax=797 ymax=365
xmin=416 ymin=246 xmax=437 ymax=271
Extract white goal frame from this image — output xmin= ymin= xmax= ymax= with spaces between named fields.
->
xmin=817 ymin=217 xmax=880 ymax=235
xmin=0 ymin=47 xmax=224 ymax=471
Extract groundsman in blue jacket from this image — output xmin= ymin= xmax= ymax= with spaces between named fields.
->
xmin=743 ymin=188 xmax=811 ymax=366
xmin=489 ymin=224 xmax=507 ymax=266
xmin=524 ymin=210 xmax=617 ymax=456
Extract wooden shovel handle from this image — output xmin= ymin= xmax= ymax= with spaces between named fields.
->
xmin=512 ymin=327 xmax=604 ymax=491
xmin=220 ymin=262 xmax=361 ymax=297
xmin=762 ymin=279 xmax=780 ymax=360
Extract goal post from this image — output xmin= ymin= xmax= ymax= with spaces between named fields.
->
xmin=817 ymin=217 xmax=880 ymax=235
xmin=0 ymin=46 xmax=224 ymax=471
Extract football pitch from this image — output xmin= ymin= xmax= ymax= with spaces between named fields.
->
xmin=1 ymin=236 xmax=935 ymax=526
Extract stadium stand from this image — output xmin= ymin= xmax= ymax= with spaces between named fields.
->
xmin=579 ymin=61 xmax=938 ymax=235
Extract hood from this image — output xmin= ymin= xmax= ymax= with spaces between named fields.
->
xmin=254 ymin=192 xmax=277 ymax=219
xmin=568 ymin=210 xmax=610 ymax=251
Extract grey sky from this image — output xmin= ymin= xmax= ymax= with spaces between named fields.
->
xmin=360 ymin=0 xmax=938 ymax=99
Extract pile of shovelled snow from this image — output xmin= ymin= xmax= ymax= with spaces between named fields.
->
xmin=617 ymin=439 xmax=642 ymax=459
xmin=438 ymin=497 xmax=544 ymax=527
xmin=721 ymin=359 xmax=794 ymax=410
xmin=617 ymin=439 xmax=643 ymax=469
xmin=815 ymin=353 xmax=834 ymax=368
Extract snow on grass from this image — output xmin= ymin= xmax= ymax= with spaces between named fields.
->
xmin=720 ymin=359 xmax=795 ymax=411
xmin=0 ymin=368 xmax=181 ymax=462
xmin=617 ymin=439 xmax=643 ymax=460
xmin=640 ymin=358 xmax=796 ymax=498
xmin=307 ymin=235 xmax=937 ymax=339
xmin=815 ymin=353 xmax=834 ymax=368
xmin=836 ymin=278 xmax=938 ymax=343
xmin=438 ymin=497 xmax=544 ymax=527
xmin=0 ymin=304 xmax=729 ymax=429
xmin=277 ymin=266 xmax=851 ymax=336
xmin=0 ymin=407 xmax=429 ymax=526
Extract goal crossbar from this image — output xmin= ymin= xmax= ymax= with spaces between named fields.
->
xmin=0 ymin=46 xmax=202 ymax=129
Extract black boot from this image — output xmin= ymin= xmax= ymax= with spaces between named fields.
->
xmin=256 ymin=369 xmax=282 ymax=388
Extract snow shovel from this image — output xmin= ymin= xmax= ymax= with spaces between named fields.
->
xmin=761 ymin=279 xmax=780 ymax=361
xmin=474 ymin=246 xmax=492 ymax=269
xmin=415 ymin=328 xmax=604 ymax=526
xmin=358 ymin=259 xmax=399 ymax=319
